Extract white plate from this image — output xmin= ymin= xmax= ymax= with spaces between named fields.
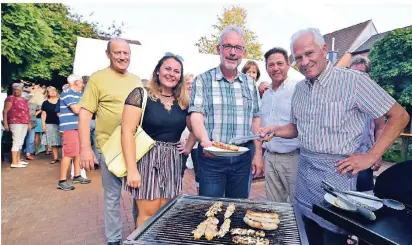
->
xmin=204 ymin=146 xmax=249 ymax=157
xmin=324 ymin=193 xmax=357 ymax=211
xmin=324 ymin=192 xmax=383 ymax=212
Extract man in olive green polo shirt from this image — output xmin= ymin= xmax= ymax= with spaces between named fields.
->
xmin=78 ymin=38 xmax=142 ymax=245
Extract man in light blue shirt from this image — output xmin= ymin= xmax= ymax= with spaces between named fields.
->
xmin=259 ymin=47 xmax=301 ymax=203
xmin=189 ymin=25 xmax=263 ymax=198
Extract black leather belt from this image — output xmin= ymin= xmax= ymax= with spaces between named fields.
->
xmin=237 ymin=142 xmax=252 ymax=147
xmin=266 ymin=149 xmax=300 ymax=154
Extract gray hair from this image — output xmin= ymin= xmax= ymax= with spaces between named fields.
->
xmin=218 ymin=25 xmax=246 ymax=46
xmin=67 ymin=74 xmax=82 ymax=84
xmin=290 ymin=28 xmax=325 ymax=56
xmin=106 ymin=38 xmax=130 ymax=53
xmin=12 ymin=83 xmax=23 ymax=89
xmin=350 ymin=55 xmax=372 ymax=73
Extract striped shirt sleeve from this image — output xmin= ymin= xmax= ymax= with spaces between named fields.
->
xmin=355 ymin=74 xmax=396 ymax=119
xmin=290 ymin=87 xmax=299 ymax=124
xmin=62 ymin=91 xmax=79 ymax=106
xmin=188 ymin=75 xmax=205 ymax=115
xmin=252 ymin=82 xmax=260 ymax=117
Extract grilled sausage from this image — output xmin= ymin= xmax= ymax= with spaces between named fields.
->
xmin=246 ymin=210 xmax=279 ymax=219
xmin=243 ymin=216 xmax=278 ymax=230
xmin=245 ymin=213 xmax=280 ymax=225
xmin=212 ymin=141 xmax=239 ymax=151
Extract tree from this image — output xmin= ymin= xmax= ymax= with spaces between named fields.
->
xmin=195 ymin=5 xmax=263 ymax=60
xmin=1 ymin=3 xmax=126 ymax=89
xmin=369 ymin=27 xmax=412 ymax=118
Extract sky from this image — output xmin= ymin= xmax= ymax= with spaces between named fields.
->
xmin=67 ymin=0 xmax=412 ymax=56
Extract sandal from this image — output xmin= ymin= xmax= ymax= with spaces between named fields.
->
xmin=25 ymin=154 xmax=35 ymax=160
xmin=45 ymin=151 xmax=51 ymax=155
xmin=50 ymin=159 xmax=59 ymax=164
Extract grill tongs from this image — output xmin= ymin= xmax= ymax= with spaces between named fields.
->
xmin=228 ymin=133 xmax=274 ymax=145
xmin=322 ymin=180 xmax=376 ymax=221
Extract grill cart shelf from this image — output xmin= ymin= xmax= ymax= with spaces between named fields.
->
xmin=124 ymin=195 xmax=308 ymax=245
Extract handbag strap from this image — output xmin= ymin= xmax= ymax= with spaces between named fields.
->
xmin=116 ymin=87 xmax=147 ymax=128
xmin=139 ymin=88 xmax=148 ymax=127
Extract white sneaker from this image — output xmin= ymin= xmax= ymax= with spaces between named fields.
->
xmin=10 ymin=164 xmax=27 ymax=168
xmin=19 ymin=161 xmax=29 ymax=165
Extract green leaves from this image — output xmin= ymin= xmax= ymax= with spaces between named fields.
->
xmin=370 ymin=28 xmax=412 ymax=114
xmin=195 ymin=5 xmax=263 ymax=60
xmin=1 ymin=4 xmax=48 ymax=65
xmin=1 ymin=3 xmax=125 ymax=86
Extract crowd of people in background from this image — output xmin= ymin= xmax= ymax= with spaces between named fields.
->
xmin=1 ymin=77 xmax=95 ymax=187
xmin=1 ymin=24 xmax=410 ymax=245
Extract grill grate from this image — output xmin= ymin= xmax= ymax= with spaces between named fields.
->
xmin=125 ymin=195 xmax=303 ymax=245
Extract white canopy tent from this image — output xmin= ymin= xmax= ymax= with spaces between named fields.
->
xmin=73 ymin=37 xmax=304 ymax=84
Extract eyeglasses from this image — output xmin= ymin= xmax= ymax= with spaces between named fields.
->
xmin=220 ymin=44 xmax=245 ymax=53
xmin=164 ymin=52 xmax=184 ymax=62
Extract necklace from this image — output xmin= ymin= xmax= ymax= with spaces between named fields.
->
xmin=161 ymin=94 xmax=173 ymax=97
xmin=159 ymin=95 xmax=174 ymax=112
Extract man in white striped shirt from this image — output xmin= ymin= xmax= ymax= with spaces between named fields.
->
xmin=350 ymin=55 xmax=385 ymax=192
xmin=259 ymin=47 xmax=301 ymax=203
xmin=259 ymin=28 xmax=409 ymax=244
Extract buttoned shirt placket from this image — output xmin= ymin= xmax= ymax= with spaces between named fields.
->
xmin=228 ymin=80 xmax=235 ymax=142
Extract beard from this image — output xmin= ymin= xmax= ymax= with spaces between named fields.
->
xmin=220 ymin=53 xmax=240 ymax=71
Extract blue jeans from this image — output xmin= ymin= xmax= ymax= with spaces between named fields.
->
xmin=24 ymin=129 xmax=35 ymax=154
xmin=191 ymin=148 xmax=200 ymax=187
xmin=198 ymin=142 xmax=253 ymax=199
xmin=247 ymin=146 xmax=255 ymax=196
xmin=90 ymin=120 xmax=99 ymax=163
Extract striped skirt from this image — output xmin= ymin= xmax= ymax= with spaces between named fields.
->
xmin=124 ymin=141 xmax=183 ymax=200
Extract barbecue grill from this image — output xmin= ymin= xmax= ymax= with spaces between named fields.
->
xmin=124 ymin=195 xmax=308 ymax=245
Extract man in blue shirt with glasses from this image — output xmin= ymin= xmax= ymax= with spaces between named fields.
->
xmin=189 ymin=25 xmax=263 ymax=199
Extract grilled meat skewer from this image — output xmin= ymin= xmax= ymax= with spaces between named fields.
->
xmin=192 ymin=220 xmax=207 ymax=239
xmin=217 ymin=219 xmax=231 ymax=238
xmin=204 ymin=217 xmax=219 ymax=240
xmin=192 ymin=217 xmax=219 ymax=240
xmin=205 ymin=201 xmax=223 ymax=217
xmin=224 ymin=203 xmax=236 ymax=219
xmin=232 ymin=235 xmax=271 ymax=245
xmin=231 ymin=228 xmax=266 ymax=237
